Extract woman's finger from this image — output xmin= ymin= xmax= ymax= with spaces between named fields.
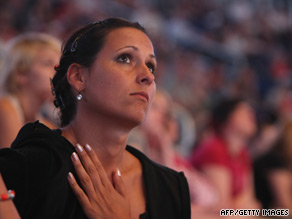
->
xmin=83 ymin=144 xmax=113 ymax=189
xmin=112 ymin=169 xmax=127 ymax=197
xmin=67 ymin=172 xmax=91 ymax=209
xmin=75 ymin=144 xmax=105 ymax=188
xmin=71 ymin=151 xmax=97 ymax=197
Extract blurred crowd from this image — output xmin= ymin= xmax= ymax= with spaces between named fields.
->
xmin=1 ymin=0 xmax=292 ymax=218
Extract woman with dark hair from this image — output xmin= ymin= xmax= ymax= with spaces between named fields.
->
xmin=0 ymin=18 xmax=190 ymax=219
xmin=190 ymin=98 xmax=260 ymax=210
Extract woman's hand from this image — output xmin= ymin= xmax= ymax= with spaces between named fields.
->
xmin=67 ymin=144 xmax=132 ymax=219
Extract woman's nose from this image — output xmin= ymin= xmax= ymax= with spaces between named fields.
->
xmin=136 ymin=65 xmax=155 ymax=85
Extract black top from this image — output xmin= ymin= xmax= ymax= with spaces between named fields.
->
xmin=253 ymin=144 xmax=288 ymax=209
xmin=0 ymin=121 xmax=190 ymax=219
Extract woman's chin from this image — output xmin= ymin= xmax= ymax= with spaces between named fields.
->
xmin=123 ymin=113 xmax=147 ymax=130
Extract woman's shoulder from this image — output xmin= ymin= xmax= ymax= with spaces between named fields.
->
xmin=0 ymin=121 xmax=56 ymax=162
xmin=0 ymin=95 xmax=23 ymax=118
xmin=0 ymin=96 xmax=24 ymax=148
xmin=11 ymin=121 xmax=62 ymax=147
xmin=0 ymin=121 xmax=62 ymax=178
xmin=0 ymin=121 xmax=74 ymax=179
xmin=10 ymin=121 xmax=74 ymax=158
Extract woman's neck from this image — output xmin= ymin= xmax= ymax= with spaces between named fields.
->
xmin=62 ymin=114 xmax=133 ymax=180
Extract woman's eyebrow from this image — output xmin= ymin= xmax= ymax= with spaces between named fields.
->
xmin=115 ymin=45 xmax=156 ymax=59
xmin=115 ymin=45 xmax=138 ymax=52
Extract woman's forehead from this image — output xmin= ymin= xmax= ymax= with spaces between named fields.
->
xmin=104 ymin=27 xmax=154 ymax=53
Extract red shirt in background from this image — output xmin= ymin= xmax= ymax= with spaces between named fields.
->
xmin=190 ymin=136 xmax=251 ymax=197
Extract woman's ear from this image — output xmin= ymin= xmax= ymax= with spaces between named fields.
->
xmin=67 ymin=63 xmax=87 ymax=92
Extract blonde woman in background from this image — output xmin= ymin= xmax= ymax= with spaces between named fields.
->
xmin=0 ymin=33 xmax=61 ymax=148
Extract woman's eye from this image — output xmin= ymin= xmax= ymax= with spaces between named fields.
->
xmin=117 ymin=54 xmax=131 ymax=64
xmin=147 ymin=63 xmax=156 ymax=74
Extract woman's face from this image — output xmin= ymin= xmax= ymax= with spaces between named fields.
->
xmin=145 ymin=92 xmax=170 ymax=129
xmin=25 ymin=47 xmax=60 ymax=102
xmin=226 ymin=102 xmax=257 ymax=137
xmin=81 ymin=27 xmax=157 ymax=126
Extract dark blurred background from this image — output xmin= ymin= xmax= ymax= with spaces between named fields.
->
xmin=1 ymin=1 xmax=292 ymax=134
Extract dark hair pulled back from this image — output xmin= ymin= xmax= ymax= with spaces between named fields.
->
xmin=51 ymin=18 xmax=147 ymax=127
xmin=210 ymin=97 xmax=243 ymax=134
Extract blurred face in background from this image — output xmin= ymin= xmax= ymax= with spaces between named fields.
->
xmin=225 ymin=102 xmax=257 ymax=138
xmin=142 ymin=91 xmax=179 ymax=142
xmin=23 ymin=46 xmax=60 ymax=102
xmin=146 ymin=92 xmax=170 ymax=129
xmin=1 ymin=34 xmax=61 ymax=105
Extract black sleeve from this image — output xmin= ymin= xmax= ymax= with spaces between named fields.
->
xmin=178 ymin=172 xmax=191 ymax=219
xmin=0 ymin=148 xmax=28 ymax=213
xmin=0 ymin=144 xmax=55 ymax=215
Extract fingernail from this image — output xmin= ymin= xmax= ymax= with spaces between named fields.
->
xmin=76 ymin=143 xmax=83 ymax=152
xmin=117 ymin=169 xmax=121 ymax=177
xmin=68 ymin=172 xmax=74 ymax=180
xmin=85 ymin=144 xmax=92 ymax=151
xmin=72 ymin=152 xmax=79 ymax=162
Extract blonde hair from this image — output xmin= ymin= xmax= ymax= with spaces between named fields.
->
xmin=0 ymin=32 xmax=61 ymax=94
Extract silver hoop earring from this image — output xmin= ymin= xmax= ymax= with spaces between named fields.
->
xmin=77 ymin=92 xmax=82 ymax=100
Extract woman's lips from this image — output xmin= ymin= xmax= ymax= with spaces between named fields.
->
xmin=130 ymin=91 xmax=149 ymax=102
